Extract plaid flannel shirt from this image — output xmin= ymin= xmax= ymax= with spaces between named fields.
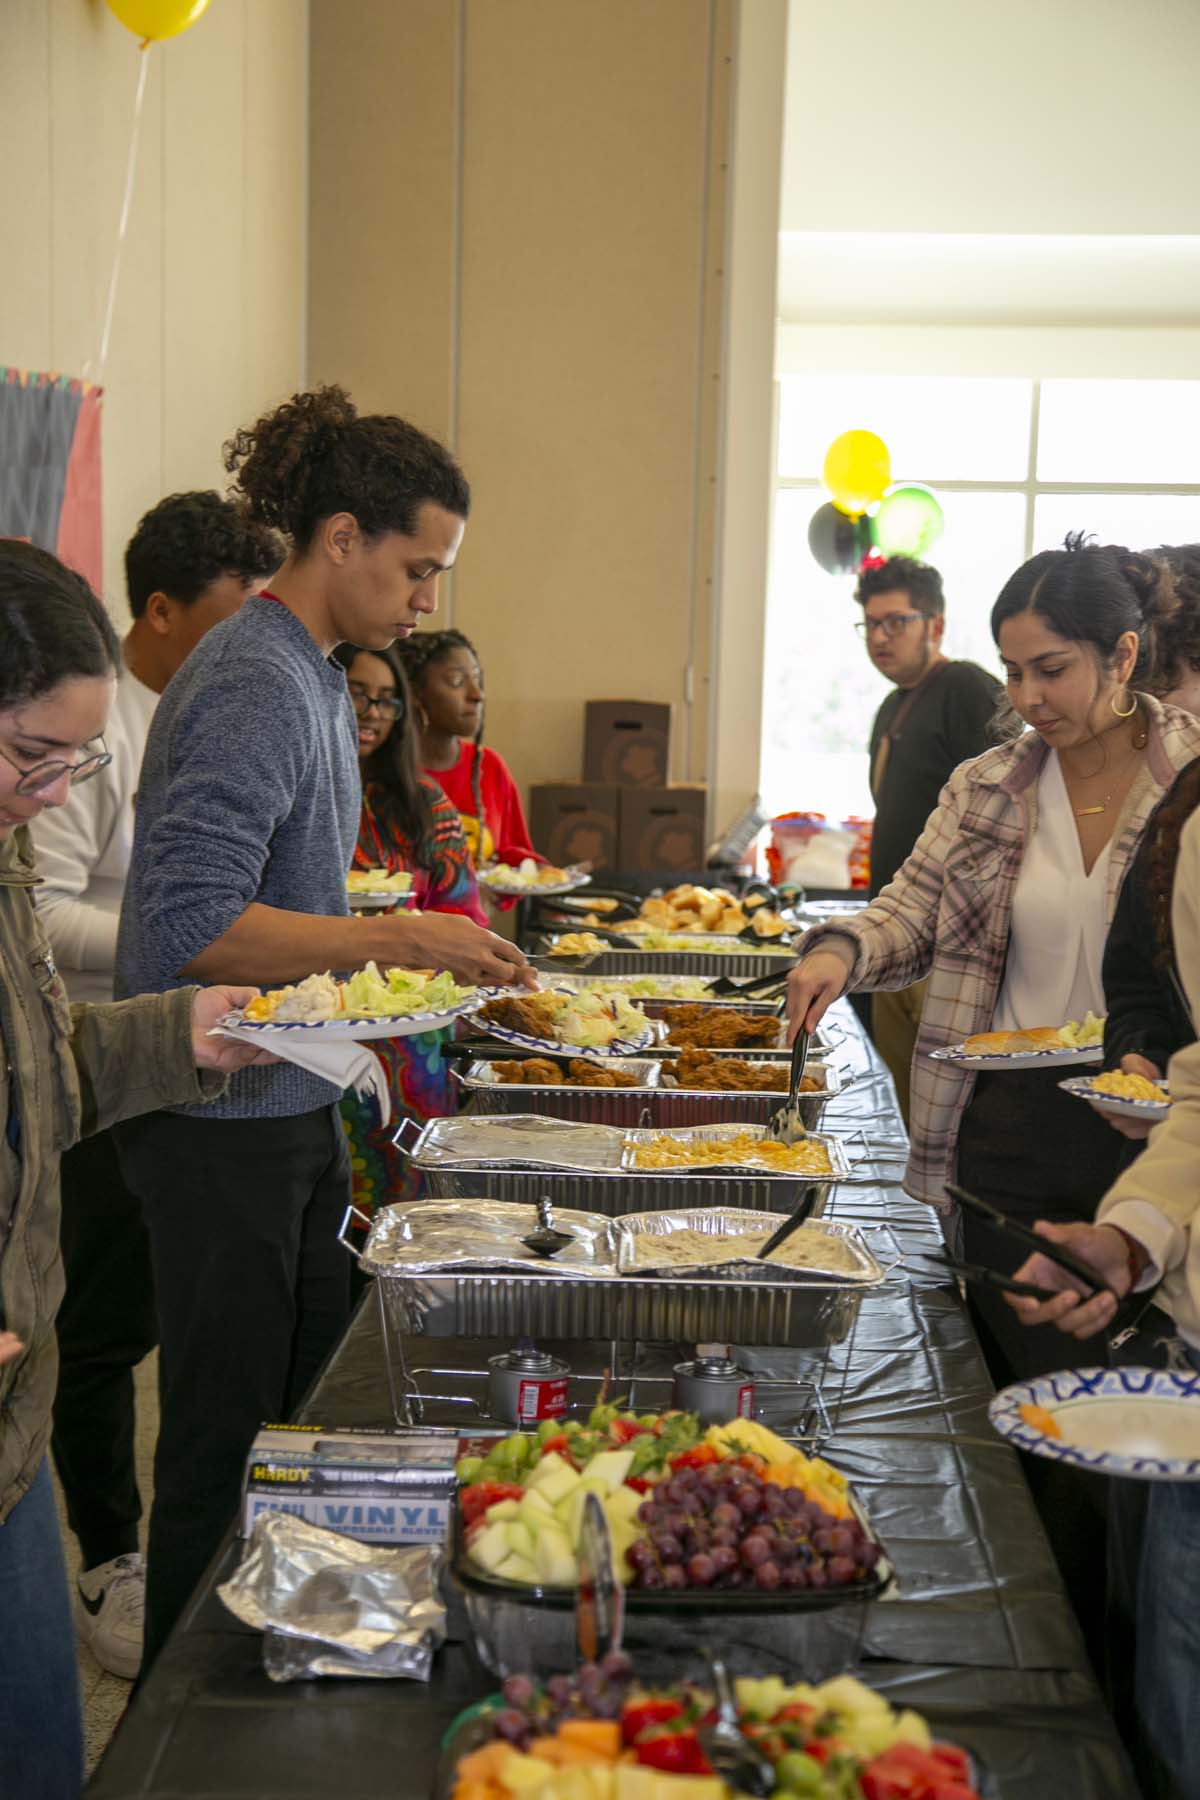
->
xmin=803 ymin=697 xmax=1200 ymax=1209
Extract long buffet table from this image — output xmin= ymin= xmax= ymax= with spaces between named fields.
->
xmin=88 ymin=1005 xmax=1135 ymax=1798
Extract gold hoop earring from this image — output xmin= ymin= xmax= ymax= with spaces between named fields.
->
xmin=1111 ymin=690 xmax=1137 ymax=719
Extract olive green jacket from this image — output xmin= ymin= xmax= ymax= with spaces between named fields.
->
xmin=0 ymin=827 xmax=225 ymax=1522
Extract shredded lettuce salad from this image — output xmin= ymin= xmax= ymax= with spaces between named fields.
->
xmin=342 ymin=961 xmax=474 ymax=1018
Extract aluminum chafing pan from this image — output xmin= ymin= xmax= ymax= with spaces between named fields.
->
xmin=533 ymin=937 xmax=794 ymax=979
xmin=651 ymin=1056 xmax=842 ymax=1131
xmin=358 ymin=1198 xmax=619 ymax=1279
xmin=619 ymin=1121 xmax=851 ymax=1184
xmin=545 ymin=974 xmax=786 ymax=1018
xmin=456 ymin=1059 xmax=664 ymax=1127
xmin=373 ymin=1252 xmax=869 ymax=1348
xmin=614 ymin=1210 xmax=882 ymax=1284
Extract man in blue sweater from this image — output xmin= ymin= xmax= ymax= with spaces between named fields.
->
xmin=115 ymin=387 xmax=531 ymax=1670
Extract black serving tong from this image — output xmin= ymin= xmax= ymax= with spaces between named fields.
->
xmin=755 ymin=1185 xmax=822 ymax=1261
xmin=940 ymin=1257 xmax=1060 ymax=1304
xmin=944 ymin=1181 xmax=1121 ymax=1302
xmin=707 ymin=964 xmax=793 ymax=999
xmin=765 ymin=1026 xmax=810 ymax=1145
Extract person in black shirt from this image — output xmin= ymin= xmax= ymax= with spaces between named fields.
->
xmin=857 ymin=555 xmax=1001 ymax=1119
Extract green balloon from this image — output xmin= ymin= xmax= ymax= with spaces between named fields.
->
xmin=871 ymin=485 xmax=945 ymax=559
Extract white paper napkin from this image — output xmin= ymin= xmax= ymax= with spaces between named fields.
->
xmin=215 ymin=1023 xmax=391 ymax=1127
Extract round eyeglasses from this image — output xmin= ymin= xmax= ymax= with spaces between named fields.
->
xmin=348 ymin=687 xmax=404 ymax=721
xmin=0 ymin=741 xmax=112 ymax=797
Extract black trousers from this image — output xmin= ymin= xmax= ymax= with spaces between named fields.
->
xmin=51 ymin=1128 xmax=158 ymax=1571
xmin=115 ymin=1106 xmax=353 ymax=1674
xmin=956 ymin=1067 xmax=1132 ymax=1684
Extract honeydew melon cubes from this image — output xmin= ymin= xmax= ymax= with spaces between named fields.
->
xmin=470 ymin=1447 xmax=640 ymax=1588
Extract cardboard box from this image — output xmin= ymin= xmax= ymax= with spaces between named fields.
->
xmin=529 ymin=782 xmax=619 ymax=869
xmin=619 ymin=784 xmax=707 ymax=873
xmin=239 ymin=1425 xmax=503 ymax=1546
xmin=583 ymin=700 xmax=672 ymax=786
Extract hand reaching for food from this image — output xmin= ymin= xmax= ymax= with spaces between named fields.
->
xmin=382 ymin=911 xmax=537 ymax=988
xmin=786 ymin=949 xmax=851 ymax=1038
xmin=1004 ymin=1220 xmax=1141 ymax=1338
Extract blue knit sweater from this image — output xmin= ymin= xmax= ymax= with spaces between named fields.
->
xmin=115 ymin=596 xmax=360 ymax=1118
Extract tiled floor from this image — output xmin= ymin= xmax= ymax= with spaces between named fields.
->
xmin=51 ymin=1352 xmax=159 ymax=1776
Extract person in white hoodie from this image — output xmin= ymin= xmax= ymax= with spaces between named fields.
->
xmin=1009 ymin=805 xmax=1200 ymax=1800
xmin=31 ymin=492 xmax=280 ymax=1678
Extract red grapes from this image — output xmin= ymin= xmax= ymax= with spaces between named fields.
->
xmin=624 ymin=1463 xmax=878 ymax=1594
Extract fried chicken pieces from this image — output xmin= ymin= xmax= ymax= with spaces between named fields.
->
xmin=672 ymin=1048 xmax=822 ymax=1092
xmin=490 ymin=1058 xmax=641 ymax=1088
xmin=661 ymin=1005 xmax=784 ymax=1049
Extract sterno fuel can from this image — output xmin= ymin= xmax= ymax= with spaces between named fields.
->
xmin=487 ymin=1343 xmax=571 ymax=1426
xmin=672 ymin=1344 xmax=755 ymax=1425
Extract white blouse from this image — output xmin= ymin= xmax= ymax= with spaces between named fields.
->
xmin=993 ymin=753 xmax=1110 ymax=1032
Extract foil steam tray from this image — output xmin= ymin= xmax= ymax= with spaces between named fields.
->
xmin=457 ymin=1056 xmax=838 ymax=1130
xmin=618 ymin=1120 xmax=851 ymax=1182
xmin=358 ymin=1198 xmax=620 ymax=1279
xmin=455 ymin=1059 xmax=665 ymax=1128
xmin=613 ymin=1210 xmax=884 ymax=1284
xmin=545 ymin=974 xmax=786 ymax=1017
xmin=532 ymin=937 xmax=794 ymax=980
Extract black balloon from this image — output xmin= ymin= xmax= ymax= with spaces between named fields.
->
xmin=807 ymin=501 xmax=872 ymax=575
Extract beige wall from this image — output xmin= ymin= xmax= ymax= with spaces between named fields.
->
xmin=0 ymin=0 xmax=307 ymax=623
xmin=310 ymin=0 xmax=744 ymax=817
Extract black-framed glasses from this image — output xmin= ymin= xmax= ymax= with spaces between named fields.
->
xmin=0 ymin=740 xmax=112 ymax=796
xmin=348 ymin=686 xmax=404 ymax=721
xmin=855 ymin=611 xmax=925 ymax=640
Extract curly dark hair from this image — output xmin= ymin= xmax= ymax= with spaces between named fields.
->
xmin=1143 ymin=754 xmax=1200 ymax=969
xmin=393 ymin=629 xmax=485 ymax=834
xmin=223 ymin=385 xmax=470 ymax=550
xmin=332 ymin=643 xmax=436 ymax=855
xmin=854 ymin=555 xmax=945 ymax=618
xmin=124 ymin=490 xmax=283 ymax=618
xmin=1143 ymin=544 xmax=1200 ymax=701
xmin=991 ymin=532 xmax=1174 ymax=689
xmin=0 ymin=541 xmax=120 ymax=710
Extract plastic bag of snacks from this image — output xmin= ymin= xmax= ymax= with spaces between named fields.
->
xmin=766 ymin=813 xmax=872 ymax=891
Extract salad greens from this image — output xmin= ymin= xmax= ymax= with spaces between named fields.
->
xmin=343 ymin=961 xmax=474 ymax=1018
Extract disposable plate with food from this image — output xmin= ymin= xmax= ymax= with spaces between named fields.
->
xmin=1059 ymin=1074 xmax=1171 ymax=1123
xmin=478 ymin=863 xmax=592 ymax=897
xmin=929 ymin=1042 xmax=1103 ymax=1072
xmin=219 ymin=993 xmax=489 ymax=1042
xmin=990 ymin=1367 xmax=1200 ymax=1481
xmin=480 ymin=1021 xmax=658 ymax=1062
xmin=347 ymin=890 xmax=419 ymax=912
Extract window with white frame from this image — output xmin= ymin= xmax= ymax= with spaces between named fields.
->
xmin=760 ymin=374 xmax=1200 ymax=821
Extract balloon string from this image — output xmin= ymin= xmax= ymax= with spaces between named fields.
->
xmin=91 ymin=46 xmax=152 ymax=383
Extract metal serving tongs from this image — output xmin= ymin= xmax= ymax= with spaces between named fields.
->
xmin=943 ymin=1181 xmax=1121 ymax=1305
xmin=766 ymin=1027 xmax=809 ymax=1145
xmin=698 ymin=1649 xmax=775 ymax=1797
xmin=706 ymin=964 xmax=794 ymax=999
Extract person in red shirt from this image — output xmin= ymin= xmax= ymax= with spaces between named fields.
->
xmin=396 ymin=627 xmax=538 ymax=869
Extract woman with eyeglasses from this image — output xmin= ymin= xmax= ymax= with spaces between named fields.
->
xmin=787 ymin=535 xmax=1200 ymax=1672
xmin=333 ymin=644 xmax=487 ymax=1210
xmin=0 ymin=541 xmax=268 ymax=1800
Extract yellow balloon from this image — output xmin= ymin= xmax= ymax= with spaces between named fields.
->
xmin=823 ymin=430 xmax=892 ymax=518
xmin=105 ymin=0 xmax=212 ymax=42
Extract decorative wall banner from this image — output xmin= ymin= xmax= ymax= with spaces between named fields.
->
xmin=1 ymin=370 xmax=104 ymax=594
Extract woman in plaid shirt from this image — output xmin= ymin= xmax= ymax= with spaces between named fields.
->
xmin=789 ymin=537 xmax=1200 ymax=1662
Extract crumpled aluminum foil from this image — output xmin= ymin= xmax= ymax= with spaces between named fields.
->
xmin=359 ymin=1196 xmax=620 ymax=1277
xmin=409 ymin=1113 xmax=626 ymax=1171
xmin=217 ymin=1512 xmax=446 ymax=1682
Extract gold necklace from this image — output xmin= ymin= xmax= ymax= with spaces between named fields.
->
xmin=1065 ymin=729 xmax=1147 ymax=818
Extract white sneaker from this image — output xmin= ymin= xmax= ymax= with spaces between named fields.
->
xmin=77 ymin=1553 xmax=145 ymax=1680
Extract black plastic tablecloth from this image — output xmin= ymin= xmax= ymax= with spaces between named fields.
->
xmin=88 ymin=1006 xmax=1135 ymax=1798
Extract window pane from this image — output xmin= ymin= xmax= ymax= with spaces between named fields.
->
xmin=759 ymin=488 xmax=1027 ymax=820
xmin=1038 ymin=380 xmax=1200 ymax=484
xmin=1033 ymin=493 xmax=1200 ymax=554
xmin=777 ymin=374 xmax=1032 ymax=482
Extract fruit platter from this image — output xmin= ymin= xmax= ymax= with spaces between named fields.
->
xmin=454 ymin=1402 xmax=891 ymax=1607
xmin=440 ymin=1662 xmax=986 ymax=1800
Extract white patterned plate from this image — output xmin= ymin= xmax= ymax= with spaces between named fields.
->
xmin=929 ymin=1042 xmax=1103 ymax=1072
xmin=478 ymin=1021 xmax=656 ymax=1063
xmin=1059 ymin=1075 xmax=1171 ymax=1124
xmin=347 ymin=891 xmax=419 ymax=912
xmin=990 ymin=1367 xmax=1200 ymax=1481
xmin=218 ymin=993 xmax=486 ymax=1041
xmin=477 ymin=865 xmax=592 ymax=898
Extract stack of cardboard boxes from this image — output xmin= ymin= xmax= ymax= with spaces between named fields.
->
xmin=530 ymin=701 xmax=707 ymax=875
